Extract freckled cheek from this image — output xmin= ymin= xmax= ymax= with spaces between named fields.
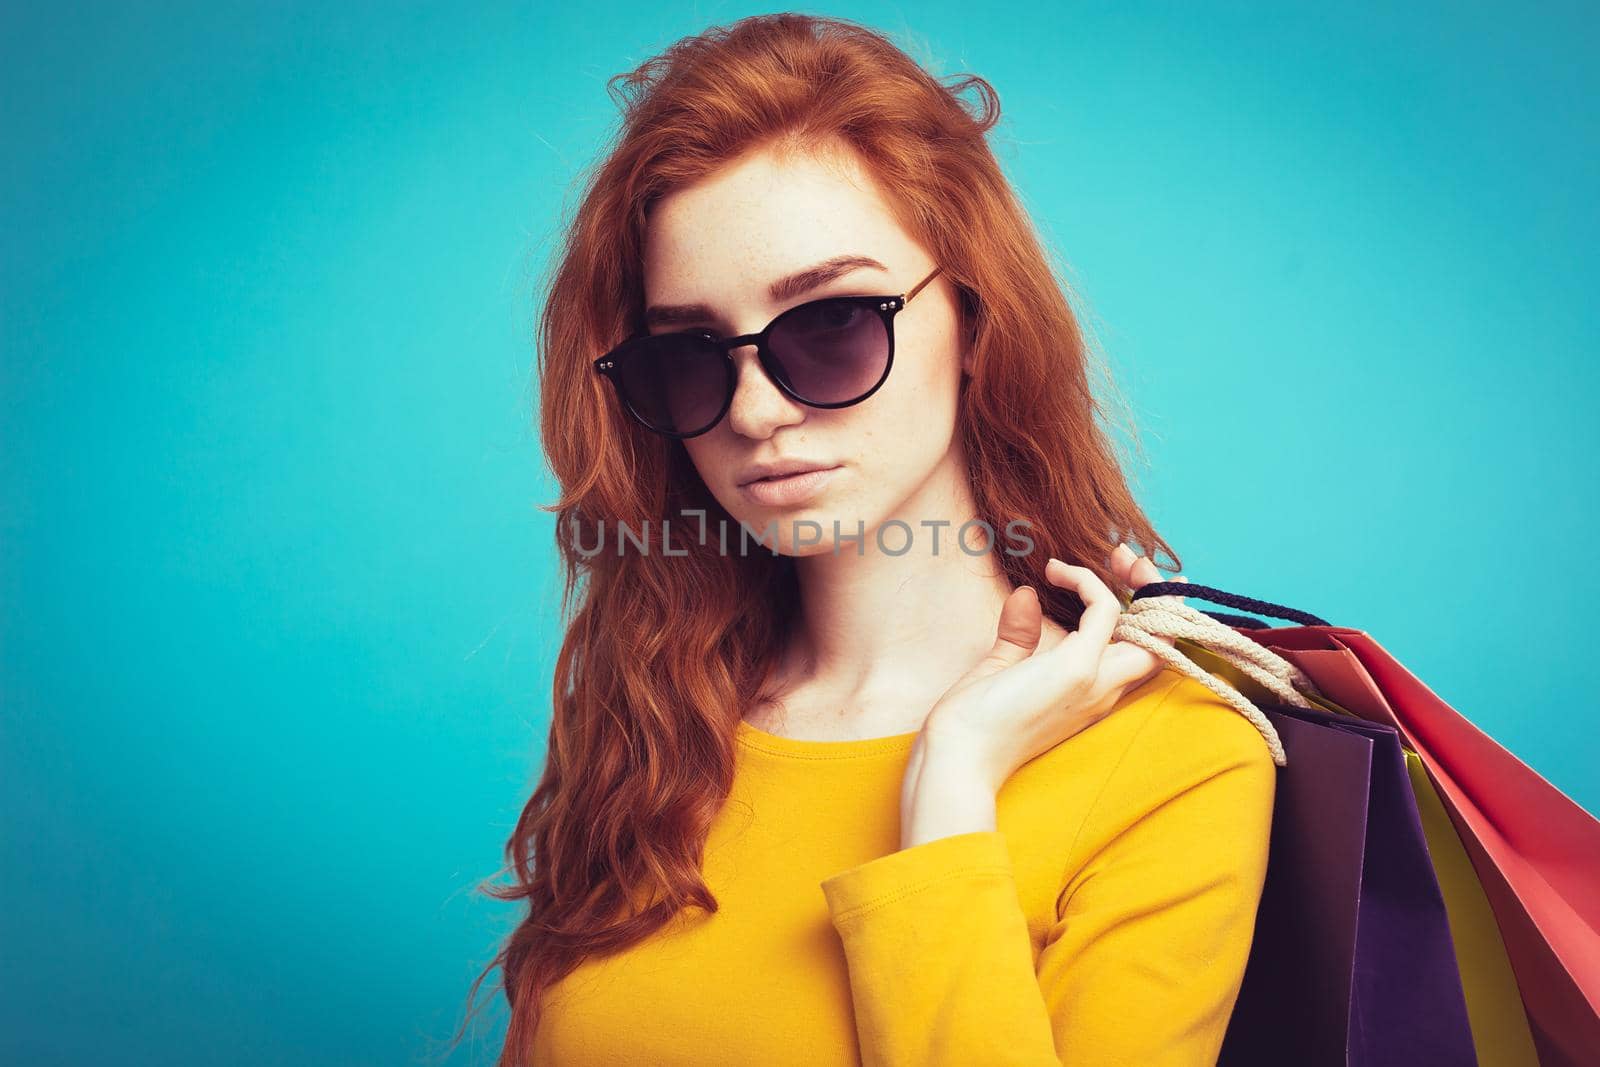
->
xmin=896 ymin=322 xmax=963 ymax=397
xmin=682 ymin=440 xmax=738 ymax=495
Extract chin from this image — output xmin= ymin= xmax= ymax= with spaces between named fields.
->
xmin=722 ymin=503 xmax=861 ymax=558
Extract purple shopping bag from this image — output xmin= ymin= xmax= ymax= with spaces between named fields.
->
xmin=1218 ymin=698 xmax=1477 ymax=1066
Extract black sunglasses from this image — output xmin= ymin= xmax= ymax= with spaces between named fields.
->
xmin=594 ymin=264 xmax=945 ymax=438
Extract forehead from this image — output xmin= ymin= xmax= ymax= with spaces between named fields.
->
xmin=641 ymin=145 xmax=914 ymax=303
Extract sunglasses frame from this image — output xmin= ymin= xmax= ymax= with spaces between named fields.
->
xmin=594 ymin=264 xmax=945 ymax=439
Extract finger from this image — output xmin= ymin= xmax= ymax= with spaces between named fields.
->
xmin=1152 ymin=563 xmax=1190 ymax=604
xmin=1107 ymin=542 xmax=1137 ymax=588
xmin=1099 ymin=638 xmax=1166 ymax=692
xmin=1132 ymin=557 xmax=1189 ymax=604
xmin=1131 ymin=554 xmax=1163 ymax=588
xmin=1043 ymin=558 xmax=1122 ymax=671
xmin=968 ymin=585 xmax=1043 ymax=680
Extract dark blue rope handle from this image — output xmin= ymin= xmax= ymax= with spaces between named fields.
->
xmin=1129 ymin=580 xmax=1333 ymax=628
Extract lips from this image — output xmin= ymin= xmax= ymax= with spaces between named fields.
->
xmin=738 ymin=461 xmax=836 ymax=487
xmin=738 ymin=464 xmax=842 ymax=507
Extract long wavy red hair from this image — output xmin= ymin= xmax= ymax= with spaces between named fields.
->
xmin=451 ymin=12 xmax=1183 ymax=1063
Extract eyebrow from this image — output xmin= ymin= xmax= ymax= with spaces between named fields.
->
xmin=643 ymin=254 xmax=890 ymax=330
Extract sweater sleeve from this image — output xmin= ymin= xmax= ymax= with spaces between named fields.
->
xmin=818 ymin=680 xmax=1278 ymax=1067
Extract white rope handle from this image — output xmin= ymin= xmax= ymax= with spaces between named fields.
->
xmin=1113 ymin=594 xmax=1323 ymax=768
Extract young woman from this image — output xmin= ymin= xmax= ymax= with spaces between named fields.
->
xmin=463 ymin=13 xmax=1278 ymax=1066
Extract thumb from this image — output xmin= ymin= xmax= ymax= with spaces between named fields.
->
xmin=967 ymin=585 xmax=1043 ymax=681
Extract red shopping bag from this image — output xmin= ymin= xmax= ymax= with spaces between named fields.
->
xmin=1132 ymin=581 xmax=1600 ymax=1067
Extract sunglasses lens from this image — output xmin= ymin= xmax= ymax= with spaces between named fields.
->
xmin=767 ymin=299 xmax=889 ymax=404
xmin=604 ymin=298 xmax=893 ymax=436
xmin=610 ymin=333 xmax=730 ymax=436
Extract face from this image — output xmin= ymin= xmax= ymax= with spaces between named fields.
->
xmin=640 ymin=142 xmax=972 ymax=556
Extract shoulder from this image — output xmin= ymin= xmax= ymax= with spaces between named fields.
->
xmin=1046 ymin=664 xmax=1279 ymax=903
xmin=1140 ymin=667 xmax=1278 ymax=773
xmin=1078 ymin=665 xmax=1274 ymax=770
xmin=1009 ymin=665 xmax=1277 ymax=817
xmin=1094 ymin=666 xmax=1279 ymax=822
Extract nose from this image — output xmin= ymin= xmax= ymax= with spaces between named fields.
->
xmin=723 ymin=343 xmax=805 ymax=439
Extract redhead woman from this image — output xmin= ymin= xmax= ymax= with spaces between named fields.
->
xmin=461 ymin=13 xmax=1278 ymax=1066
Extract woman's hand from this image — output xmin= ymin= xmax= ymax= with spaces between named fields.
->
xmin=898 ymin=545 xmax=1184 ymax=847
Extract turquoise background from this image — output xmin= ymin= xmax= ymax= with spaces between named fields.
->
xmin=4 ymin=3 xmax=1595 ymax=1063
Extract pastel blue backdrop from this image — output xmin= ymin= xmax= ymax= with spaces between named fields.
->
xmin=4 ymin=3 xmax=1595 ymax=1064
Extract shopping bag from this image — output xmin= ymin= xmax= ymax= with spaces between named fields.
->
xmin=1126 ymin=580 xmax=1600 ymax=1067
xmin=1110 ymin=591 xmax=1478 ymax=1064
xmin=1180 ymin=638 xmax=1531 ymax=1066
xmin=1194 ymin=629 xmax=1539 ymax=1066
xmin=1152 ymin=639 xmax=1472 ymax=1062
xmin=1214 ymin=695 xmax=1477 ymax=1066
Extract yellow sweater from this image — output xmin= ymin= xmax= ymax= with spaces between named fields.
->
xmin=531 ymin=666 xmax=1278 ymax=1065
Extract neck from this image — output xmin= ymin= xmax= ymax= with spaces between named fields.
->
xmin=768 ymin=447 xmax=1057 ymax=727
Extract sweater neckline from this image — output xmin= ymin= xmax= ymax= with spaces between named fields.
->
xmin=735 ymin=716 xmax=919 ymax=759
